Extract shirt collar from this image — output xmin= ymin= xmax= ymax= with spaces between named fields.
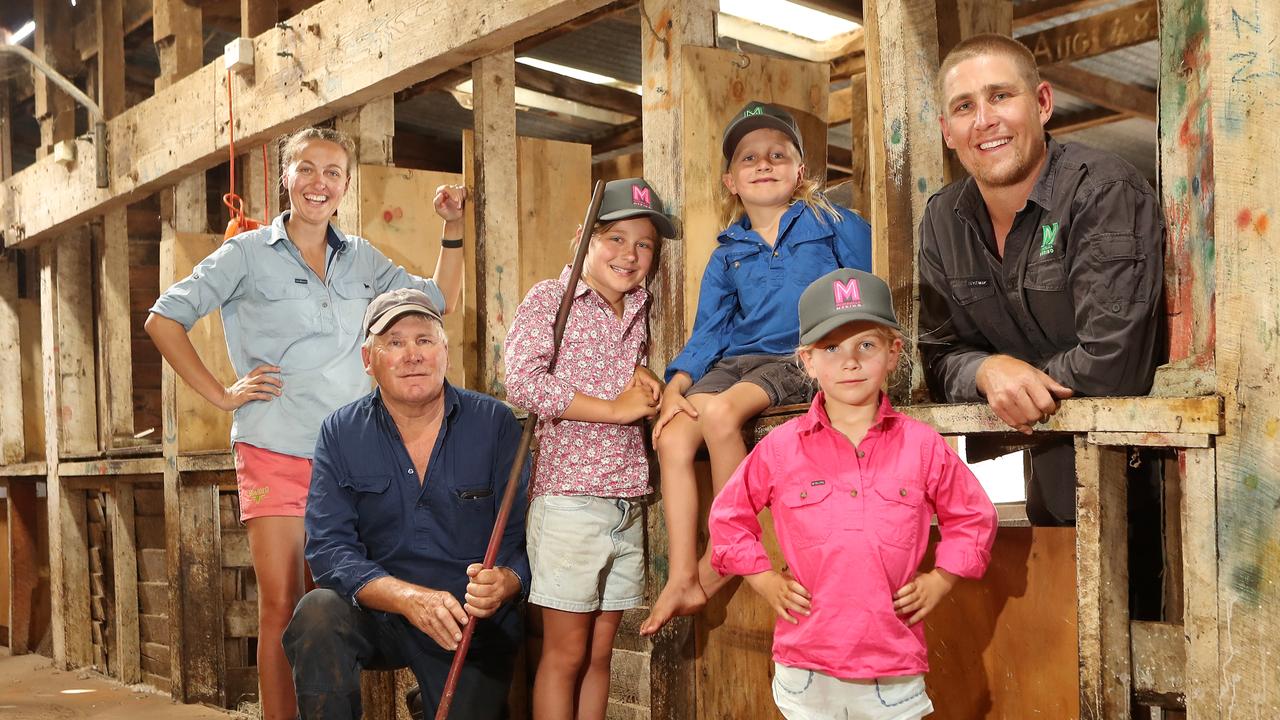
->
xmin=718 ymin=200 xmax=806 ymax=244
xmin=796 ymin=390 xmax=900 ymax=434
xmin=556 ymin=264 xmax=651 ymax=313
xmin=370 ymin=382 xmax=462 ymax=425
xmin=952 ymin=134 xmax=1062 ymax=223
xmin=268 ymin=210 xmax=349 ymax=252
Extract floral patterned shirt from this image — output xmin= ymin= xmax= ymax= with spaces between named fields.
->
xmin=504 ymin=266 xmax=651 ymax=499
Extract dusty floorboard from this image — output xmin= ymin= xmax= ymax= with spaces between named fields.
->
xmin=0 ymin=651 xmax=238 ymax=719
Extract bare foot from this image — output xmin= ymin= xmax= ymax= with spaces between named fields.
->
xmin=640 ymin=578 xmax=707 ymax=636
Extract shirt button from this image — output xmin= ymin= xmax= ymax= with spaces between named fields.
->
xmin=899 ymin=488 xmax=908 ymax=497
xmin=407 ymin=469 xmax=415 ymax=475
xmin=850 ymin=489 xmax=858 ymax=498
xmin=856 ymin=450 xmax=865 ymax=458
xmin=773 ymin=251 xmax=779 ymax=257
xmin=1111 ymin=303 xmax=1122 ymax=312
xmin=800 ymin=491 xmax=808 ymax=499
xmin=734 ymin=261 xmax=741 ymax=268
xmin=322 ymin=302 xmax=329 ymax=308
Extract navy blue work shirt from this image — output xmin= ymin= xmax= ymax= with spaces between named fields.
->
xmin=305 ymin=384 xmax=531 ymax=653
xmin=666 ymin=201 xmax=872 ymax=383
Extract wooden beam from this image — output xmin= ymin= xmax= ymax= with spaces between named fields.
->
xmin=0 ymin=258 xmax=22 ymax=464
xmin=108 ymin=483 xmax=141 ymax=683
xmin=1013 ymin=0 xmax=1117 ymax=27
xmin=845 ymin=73 xmax=870 ymax=217
xmin=1131 ymin=621 xmax=1185 ymax=706
xmin=34 ymin=0 xmax=78 ymax=158
xmin=335 ymin=97 xmax=395 ymax=231
xmin=75 ymin=0 xmax=152 ymax=62
xmin=590 ymin=120 xmax=642 ymax=155
xmin=238 ymin=0 xmax=282 ymax=228
xmin=641 ymin=2 xmax=715 ymax=717
xmin=1016 ymin=0 xmax=1157 ymax=67
xmin=829 ymin=85 xmax=852 ymax=125
xmin=864 ymin=0 xmax=946 ymax=400
xmin=1180 ymin=447 xmax=1218 ymax=719
xmin=1040 ymin=65 xmax=1156 ymax=120
xmin=241 ymin=0 xmax=277 ymax=37
xmin=514 ymin=63 xmax=641 ymax=117
xmin=471 ymin=49 xmax=520 ymax=396
xmin=1047 ymin=106 xmax=1128 ymax=134
xmin=5 ymin=479 xmax=40 ymax=653
xmin=1087 ymin=431 xmax=1211 ymax=448
xmin=937 ymin=0 xmax=1013 ymax=60
xmin=0 ymin=81 xmax=12 ymax=180
xmin=791 ymin=0 xmax=862 ymax=23
xmin=1075 ymin=439 xmax=1131 ymax=720
xmin=2 ymin=0 xmax=618 ymax=249
xmin=513 ymin=0 xmax=635 ymax=54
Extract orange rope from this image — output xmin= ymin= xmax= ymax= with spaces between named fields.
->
xmin=222 ymin=68 xmax=267 ymax=238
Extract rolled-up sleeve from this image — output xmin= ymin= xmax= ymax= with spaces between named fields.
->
xmin=918 ymin=210 xmax=991 ymax=403
xmin=927 ymin=436 xmax=997 ymax=579
xmin=709 ymin=440 xmax=775 ymax=577
xmin=503 ymin=282 xmax=578 ymax=418
xmin=1039 ymin=179 xmax=1164 ymax=396
xmin=491 ymin=408 xmax=532 ymax=597
xmin=149 ymin=239 xmax=248 ymax=330
xmin=665 ymin=251 xmax=737 ymax=383
xmin=305 ymin=416 xmax=389 ymax=605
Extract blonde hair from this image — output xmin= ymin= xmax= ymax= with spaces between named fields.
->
xmin=719 ymin=152 xmax=843 ymax=229
xmin=279 ymin=126 xmax=357 ymax=176
xmin=938 ymin=34 xmax=1042 ymax=110
xmin=795 ymin=325 xmax=909 ymax=393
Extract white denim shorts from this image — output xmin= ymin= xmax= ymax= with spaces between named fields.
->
xmin=526 ymin=494 xmax=645 ymax=613
xmin=772 ymin=663 xmax=935 ymax=720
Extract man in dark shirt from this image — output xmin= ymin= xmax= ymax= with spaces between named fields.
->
xmin=283 ymin=288 xmax=530 ymax=720
xmin=917 ymin=33 xmax=1165 ymax=527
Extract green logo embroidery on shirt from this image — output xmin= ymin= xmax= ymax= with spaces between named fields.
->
xmin=1039 ymin=222 xmax=1060 ymax=256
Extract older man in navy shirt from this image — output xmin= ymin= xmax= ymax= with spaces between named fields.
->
xmin=284 ymin=288 xmax=530 ymax=720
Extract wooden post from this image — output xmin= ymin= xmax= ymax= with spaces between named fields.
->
xmin=107 ymin=482 xmax=140 ymax=684
xmin=238 ymin=0 xmax=281 ymax=226
xmin=5 ymin=479 xmax=39 ymax=654
xmin=42 ymin=238 xmax=94 ymax=668
xmin=33 ymin=0 xmax=77 ymax=158
xmin=1075 ymin=438 xmax=1131 ymax=720
xmin=863 ymin=0 xmax=946 ymax=401
xmin=335 ymin=97 xmax=395 ymax=232
xmin=471 ymin=49 xmax=519 ymax=397
xmin=1180 ymin=447 xmax=1217 ymax=720
xmin=844 ymin=72 xmax=870 ymax=218
xmin=1203 ymin=2 xmax=1280 ymax=716
xmin=639 ymin=1 xmax=715 ymax=718
xmin=0 ymin=258 xmax=21 ymax=464
xmin=934 ymin=0 xmax=1012 ymax=184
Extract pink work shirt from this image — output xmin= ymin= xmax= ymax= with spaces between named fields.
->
xmin=709 ymin=392 xmax=997 ymax=679
xmin=504 ymin=266 xmax=650 ymax=499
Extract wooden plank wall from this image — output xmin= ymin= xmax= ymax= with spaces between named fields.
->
xmin=516 ymin=136 xmax=593 ymax=298
xmin=134 ymin=484 xmax=171 ymax=692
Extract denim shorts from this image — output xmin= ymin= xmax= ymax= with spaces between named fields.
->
xmin=772 ymin=664 xmax=934 ymax=720
xmin=526 ymin=494 xmax=645 ymax=613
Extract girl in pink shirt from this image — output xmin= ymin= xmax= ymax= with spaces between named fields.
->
xmin=504 ymin=178 xmax=676 ymax=720
xmin=709 ymin=268 xmax=998 ymax=719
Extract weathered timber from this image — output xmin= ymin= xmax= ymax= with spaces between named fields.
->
xmin=1131 ymin=621 xmax=1186 ymax=707
xmin=1040 ymin=64 xmax=1157 ymax=121
xmin=1 ymin=0 xmax=617 ymax=249
xmin=108 ymin=483 xmax=140 ymax=684
xmin=1017 ymin=0 xmax=1157 ymax=67
xmin=1181 ymin=447 xmax=1218 ymax=719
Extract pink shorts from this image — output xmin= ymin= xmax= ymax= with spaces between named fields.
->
xmin=234 ymin=443 xmax=313 ymax=521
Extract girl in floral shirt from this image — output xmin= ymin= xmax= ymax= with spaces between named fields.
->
xmin=504 ymin=178 xmax=675 ymax=720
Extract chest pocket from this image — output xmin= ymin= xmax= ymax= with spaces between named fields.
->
xmin=252 ymin=279 xmax=318 ymax=338
xmin=785 ymin=235 xmax=838 ymax=288
xmin=723 ymin=246 xmax=766 ymax=288
xmin=777 ymin=482 xmax=835 ymax=549
xmin=332 ymin=279 xmax=378 ymax=335
xmin=949 ymin=278 xmax=996 ymax=307
xmin=448 ymin=484 xmax=496 ymax=561
xmin=339 ymin=474 xmax=394 ymax=538
xmin=872 ymin=481 xmax=925 ymax=550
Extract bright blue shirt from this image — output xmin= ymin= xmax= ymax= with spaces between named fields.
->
xmin=149 ymin=212 xmax=444 ymax=458
xmin=666 ymin=202 xmax=872 ymax=383
xmin=306 ymin=385 xmax=531 ymax=653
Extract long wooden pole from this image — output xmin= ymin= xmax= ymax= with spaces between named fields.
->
xmin=435 ymin=180 xmax=606 ymax=719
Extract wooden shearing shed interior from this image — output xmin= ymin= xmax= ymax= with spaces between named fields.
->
xmin=0 ymin=0 xmax=1275 ymax=718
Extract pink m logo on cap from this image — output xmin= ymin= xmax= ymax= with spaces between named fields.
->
xmin=833 ymin=278 xmax=862 ymax=309
xmin=632 ymin=185 xmax=653 ymax=209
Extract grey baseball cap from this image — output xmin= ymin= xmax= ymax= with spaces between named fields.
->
xmin=798 ymin=268 xmax=900 ymax=345
xmin=721 ymin=100 xmax=804 ymax=161
xmin=597 ymin=178 xmax=677 ymax=238
xmin=363 ymin=288 xmax=442 ymax=336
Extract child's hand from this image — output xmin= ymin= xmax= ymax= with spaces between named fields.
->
xmin=612 ymin=385 xmax=660 ymax=424
xmin=627 ymin=366 xmax=664 ymax=402
xmin=652 ymin=386 xmax=698 ymax=440
xmin=893 ymin=568 xmax=958 ymax=625
xmin=433 ymin=184 xmax=467 ymax=222
xmin=745 ymin=569 xmax=811 ymax=625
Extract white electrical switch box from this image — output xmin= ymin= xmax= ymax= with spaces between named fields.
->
xmin=225 ymin=38 xmax=255 ymax=73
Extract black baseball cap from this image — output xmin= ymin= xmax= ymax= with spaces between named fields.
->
xmin=597 ymin=178 xmax=677 ymax=238
xmin=363 ymin=288 xmax=443 ymax=336
xmin=798 ymin=268 xmax=901 ymax=345
xmin=721 ymin=101 xmax=804 ymax=161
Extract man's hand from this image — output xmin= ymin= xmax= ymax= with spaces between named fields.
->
xmin=463 ymin=564 xmax=520 ymax=619
xmin=612 ymin=385 xmax=660 ymax=424
xmin=893 ymin=568 xmax=958 ymax=625
xmin=216 ymin=364 xmax=282 ymax=411
xmin=744 ymin=569 xmax=811 ymax=625
xmin=397 ymin=585 xmax=470 ymax=651
xmin=627 ymin=365 xmax=664 ymax=403
xmin=975 ymin=355 xmax=1073 ymax=434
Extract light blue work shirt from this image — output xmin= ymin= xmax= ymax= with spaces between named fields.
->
xmin=149 ymin=211 xmax=444 ymax=458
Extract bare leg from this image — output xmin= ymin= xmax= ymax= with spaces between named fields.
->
xmin=532 ymin=608 xmax=593 ymax=720
xmin=575 ymin=611 xmax=623 ymax=720
xmin=641 ymin=397 xmax=713 ymax=636
xmin=246 ymin=516 xmax=308 ymax=720
xmin=697 ymin=382 xmax=772 ymax=597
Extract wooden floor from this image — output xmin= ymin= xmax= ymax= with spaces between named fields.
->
xmin=0 ymin=650 xmax=239 ymax=719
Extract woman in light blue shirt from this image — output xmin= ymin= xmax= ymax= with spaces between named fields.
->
xmin=146 ymin=126 xmax=465 ymax=720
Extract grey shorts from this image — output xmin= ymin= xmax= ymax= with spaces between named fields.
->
xmin=687 ymin=354 xmax=814 ymax=406
xmin=526 ymin=494 xmax=645 ymax=613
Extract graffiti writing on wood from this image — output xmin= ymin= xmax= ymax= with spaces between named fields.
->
xmin=1021 ymin=1 xmax=1157 ymax=66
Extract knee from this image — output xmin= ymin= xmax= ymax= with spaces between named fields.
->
xmin=260 ymin=587 xmax=306 ymax=629
xmin=283 ymin=589 xmax=348 ymax=655
xmin=539 ymin=640 xmax=588 ymax=677
xmin=699 ymin=396 xmax=742 ymax=442
xmin=655 ymin=418 xmax=699 ymax=461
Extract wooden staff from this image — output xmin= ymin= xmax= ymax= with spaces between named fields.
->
xmin=435 ymin=179 xmax=606 ymax=719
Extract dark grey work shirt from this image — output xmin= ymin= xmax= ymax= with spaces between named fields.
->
xmin=918 ymin=138 xmax=1165 ymax=403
